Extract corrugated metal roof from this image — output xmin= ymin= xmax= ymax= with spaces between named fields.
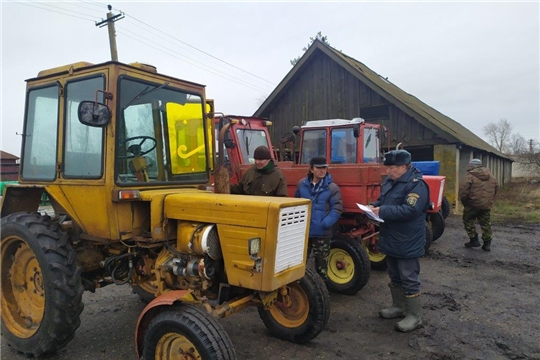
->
xmin=255 ymin=39 xmax=509 ymax=160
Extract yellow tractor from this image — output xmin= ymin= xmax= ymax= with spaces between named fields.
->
xmin=0 ymin=61 xmax=330 ymax=359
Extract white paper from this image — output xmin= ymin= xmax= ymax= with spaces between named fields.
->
xmin=356 ymin=203 xmax=384 ymax=223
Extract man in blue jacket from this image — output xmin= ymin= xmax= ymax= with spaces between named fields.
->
xmin=370 ymin=149 xmax=430 ymax=332
xmin=295 ymin=156 xmax=343 ymax=281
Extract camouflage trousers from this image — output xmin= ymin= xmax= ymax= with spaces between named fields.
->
xmin=462 ymin=206 xmax=493 ymax=241
xmin=308 ymin=237 xmax=331 ymax=280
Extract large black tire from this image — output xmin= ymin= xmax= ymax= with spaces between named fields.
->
xmin=142 ymin=303 xmax=236 ymax=360
xmin=1 ymin=212 xmax=84 ymax=357
xmin=430 ymin=210 xmax=446 ymax=241
xmin=424 ymin=221 xmax=434 ymax=253
xmin=441 ymin=196 xmax=451 ymax=219
xmin=326 ymin=236 xmax=371 ymax=295
xmin=258 ymin=267 xmax=330 ymax=344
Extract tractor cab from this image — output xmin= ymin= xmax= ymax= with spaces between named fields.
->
xmin=293 ymin=118 xmax=381 ymax=165
xmin=3 ymin=61 xmax=214 ymax=240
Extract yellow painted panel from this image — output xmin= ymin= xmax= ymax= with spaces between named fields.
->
xmin=166 ymin=102 xmax=213 ymax=174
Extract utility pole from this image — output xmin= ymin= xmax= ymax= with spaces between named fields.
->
xmin=96 ymin=5 xmax=124 ymax=61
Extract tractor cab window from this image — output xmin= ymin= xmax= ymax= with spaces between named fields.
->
xmin=21 ymin=85 xmax=60 ymax=180
xmin=235 ymin=129 xmax=270 ymax=164
xmin=363 ymin=127 xmax=380 ymax=163
xmin=300 ymin=129 xmax=326 ymax=164
xmin=330 ymin=128 xmax=357 ymax=164
xmin=116 ymin=77 xmax=211 ymax=185
xmin=64 ymin=76 xmax=105 ymax=178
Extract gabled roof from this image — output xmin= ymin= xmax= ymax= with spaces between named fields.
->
xmin=0 ymin=150 xmax=19 ymax=160
xmin=255 ymin=39 xmax=509 ymax=159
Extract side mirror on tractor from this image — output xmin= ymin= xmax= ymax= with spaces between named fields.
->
xmin=78 ymin=101 xmax=111 ymax=127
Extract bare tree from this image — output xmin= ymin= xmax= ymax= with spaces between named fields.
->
xmin=483 ymin=118 xmax=512 ymax=152
xmin=508 ymin=133 xmax=528 ymax=155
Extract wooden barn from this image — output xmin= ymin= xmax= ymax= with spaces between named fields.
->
xmin=254 ymin=39 xmax=512 ymax=208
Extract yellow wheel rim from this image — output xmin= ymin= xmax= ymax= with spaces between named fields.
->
xmin=1 ymin=236 xmax=45 ymax=338
xmin=327 ymin=248 xmax=355 ymax=285
xmin=363 ymin=239 xmax=386 ymax=263
xmin=269 ymin=282 xmax=309 ymax=328
xmin=155 ymin=332 xmax=202 ymax=360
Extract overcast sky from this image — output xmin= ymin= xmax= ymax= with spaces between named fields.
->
xmin=1 ymin=1 xmax=539 ymax=157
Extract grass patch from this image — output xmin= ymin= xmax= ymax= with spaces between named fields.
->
xmin=491 ymin=179 xmax=540 ymax=224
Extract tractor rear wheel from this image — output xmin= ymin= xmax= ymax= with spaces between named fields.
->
xmin=258 ymin=267 xmax=330 ymax=343
xmin=430 ymin=210 xmax=446 ymax=241
xmin=326 ymin=236 xmax=371 ymax=295
xmin=1 ymin=212 xmax=84 ymax=357
xmin=441 ymin=196 xmax=451 ymax=219
xmin=425 ymin=221 xmax=434 ymax=252
xmin=142 ymin=303 xmax=236 ymax=360
xmin=362 ymin=235 xmax=387 ymax=271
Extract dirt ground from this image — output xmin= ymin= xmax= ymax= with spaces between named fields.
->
xmin=1 ymin=214 xmax=539 ymax=360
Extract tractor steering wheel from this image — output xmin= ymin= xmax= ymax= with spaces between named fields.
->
xmin=119 ymin=136 xmax=157 ymax=159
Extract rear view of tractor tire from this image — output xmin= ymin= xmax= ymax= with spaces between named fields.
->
xmin=142 ymin=303 xmax=236 ymax=360
xmin=441 ymin=196 xmax=451 ymax=219
xmin=1 ymin=212 xmax=84 ymax=357
xmin=326 ymin=235 xmax=371 ymax=295
xmin=430 ymin=210 xmax=446 ymax=241
xmin=424 ymin=221 xmax=434 ymax=252
xmin=258 ymin=267 xmax=330 ymax=344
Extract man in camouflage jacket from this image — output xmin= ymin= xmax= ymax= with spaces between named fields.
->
xmin=459 ymin=158 xmax=498 ymax=251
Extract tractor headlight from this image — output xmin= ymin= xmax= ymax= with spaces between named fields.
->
xmin=248 ymin=237 xmax=261 ymax=257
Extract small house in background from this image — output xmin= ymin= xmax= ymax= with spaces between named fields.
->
xmin=1 ymin=151 xmax=20 ymax=181
xmin=254 ymin=39 xmax=513 ymax=208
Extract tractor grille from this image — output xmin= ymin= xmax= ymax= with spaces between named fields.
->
xmin=275 ymin=204 xmax=309 ymax=274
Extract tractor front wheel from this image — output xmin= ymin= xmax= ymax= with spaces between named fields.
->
xmin=326 ymin=236 xmax=371 ymax=295
xmin=258 ymin=267 xmax=330 ymax=343
xmin=1 ymin=212 xmax=84 ymax=357
xmin=142 ymin=303 xmax=236 ymax=360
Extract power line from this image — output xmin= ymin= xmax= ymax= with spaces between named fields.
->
xmin=63 ymin=1 xmax=105 ymax=16
xmin=125 ymin=13 xmax=276 ymax=86
xmin=117 ymin=29 xmax=270 ymax=94
xmin=116 ymin=24 xmax=273 ymax=92
xmin=14 ymin=1 xmax=95 ymax=22
xmin=11 ymin=1 xmax=275 ymax=93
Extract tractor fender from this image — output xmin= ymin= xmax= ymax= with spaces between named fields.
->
xmin=135 ymin=290 xmax=197 ymax=357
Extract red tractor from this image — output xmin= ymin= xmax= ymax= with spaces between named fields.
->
xmin=215 ymin=115 xmax=446 ymax=295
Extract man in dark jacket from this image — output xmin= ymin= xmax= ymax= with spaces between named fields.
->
xmin=370 ymin=149 xmax=430 ymax=333
xmin=459 ymin=158 xmax=498 ymax=251
xmin=230 ymin=146 xmax=288 ymax=197
xmin=294 ymin=156 xmax=343 ymax=280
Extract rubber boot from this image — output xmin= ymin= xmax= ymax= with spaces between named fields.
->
xmin=395 ymin=294 xmax=423 ymax=332
xmin=464 ymin=234 xmax=481 ymax=248
xmin=482 ymin=240 xmax=491 ymax=252
xmin=379 ymin=284 xmax=406 ymax=319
